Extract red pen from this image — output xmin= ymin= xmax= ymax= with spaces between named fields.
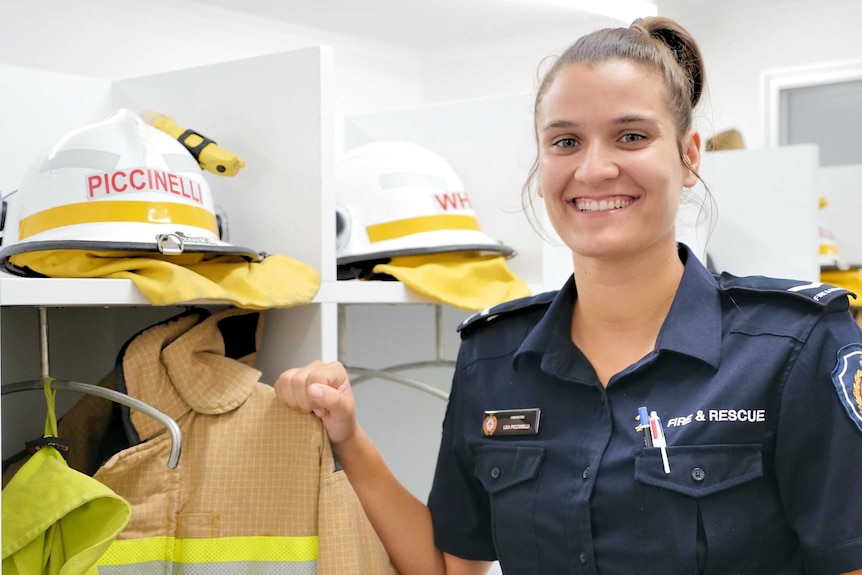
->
xmin=649 ymin=411 xmax=671 ymax=474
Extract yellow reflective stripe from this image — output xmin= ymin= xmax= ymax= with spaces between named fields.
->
xmin=19 ymin=201 xmax=218 ymax=240
xmin=366 ymin=214 xmax=480 ymax=243
xmin=96 ymin=535 xmax=319 ymax=565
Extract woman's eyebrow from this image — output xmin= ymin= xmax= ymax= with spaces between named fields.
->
xmin=540 ymin=119 xmax=578 ymax=131
xmin=615 ymin=115 xmax=658 ymax=125
xmin=541 ymin=115 xmax=659 ymax=131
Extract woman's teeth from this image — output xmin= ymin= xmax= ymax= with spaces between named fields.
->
xmin=575 ymin=198 xmax=633 ymax=212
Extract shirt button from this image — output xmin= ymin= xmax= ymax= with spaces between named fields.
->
xmin=490 ymin=467 xmax=501 ymax=479
xmin=579 ymin=551 xmax=588 ymax=564
xmin=691 ymin=467 xmax=706 ymax=482
xmin=582 ymin=466 xmax=591 ymax=479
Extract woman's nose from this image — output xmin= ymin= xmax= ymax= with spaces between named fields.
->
xmin=574 ymin=144 xmax=619 ymax=186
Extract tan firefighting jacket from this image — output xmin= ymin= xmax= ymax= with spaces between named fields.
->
xmin=6 ymin=307 xmax=398 ymax=575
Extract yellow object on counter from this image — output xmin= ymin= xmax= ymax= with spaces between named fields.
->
xmin=373 ymin=252 xmax=531 ymax=311
xmin=9 ymin=250 xmax=320 ymax=309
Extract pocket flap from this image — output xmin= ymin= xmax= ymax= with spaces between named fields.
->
xmin=474 ymin=444 xmax=545 ymax=494
xmin=635 ymin=443 xmax=763 ymax=498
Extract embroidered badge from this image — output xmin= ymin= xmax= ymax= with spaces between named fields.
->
xmin=831 ymin=343 xmax=862 ymax=434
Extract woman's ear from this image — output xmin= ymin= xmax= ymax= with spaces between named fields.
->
xmin=682 ymin=129 xmax=701 ymax=188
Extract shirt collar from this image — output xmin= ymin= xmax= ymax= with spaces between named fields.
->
xmin=655 ymin=244 xmax=722 ymax=369
xmin=515 ymin=243 xmax=722 ymax=374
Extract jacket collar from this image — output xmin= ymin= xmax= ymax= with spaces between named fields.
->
xmin=117 ymin=308 xmax=263 ymax=441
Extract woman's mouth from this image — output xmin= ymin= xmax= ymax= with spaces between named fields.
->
xmin=574 ymin=197 xmax=634 ymax=212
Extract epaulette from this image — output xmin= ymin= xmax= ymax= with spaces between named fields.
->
xmin=718 ymin=272 xmax=856 ymax=309
xmin=458 ymin=290 xmax=558 ymax=334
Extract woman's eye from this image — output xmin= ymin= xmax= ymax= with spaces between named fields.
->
xmin=620 ymin=133 xmax=645 ymax=143
xmin=554 ymin=138 xmax=578 ymax=148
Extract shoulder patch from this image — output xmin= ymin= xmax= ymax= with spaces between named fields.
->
xmin=458 ymin=290 xmax=557 ymax=334
xmin=831 ymin=343 xmax=862 ymax=435
xmin=718 ymin=273 xmax=855 ymax=309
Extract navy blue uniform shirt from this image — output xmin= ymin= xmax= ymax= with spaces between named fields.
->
xmin=428 ymin=244 xmax=862 ymax=575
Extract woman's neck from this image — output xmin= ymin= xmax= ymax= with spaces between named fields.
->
xmin=569 ymin=242 xmax=685 ymax=386
xmin=572 ymin=244 xmax=684 ymax=322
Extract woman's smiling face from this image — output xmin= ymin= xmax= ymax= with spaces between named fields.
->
xmin=536 ymin=58 xmax=700 ymax=262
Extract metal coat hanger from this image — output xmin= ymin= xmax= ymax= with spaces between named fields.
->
xmin=1 ymin=307 xmax=183 ymax=468
xmin=339 ymin=304 xmax=455 ymax=401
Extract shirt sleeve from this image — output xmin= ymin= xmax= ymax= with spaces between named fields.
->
xmin=427 ymin=344 xmax=498 ymax=561
xmin=776 ymin=308 xmax=862 ymax=575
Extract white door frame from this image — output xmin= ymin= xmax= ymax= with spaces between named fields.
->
xmin=762 ymin=59 xmax=862 ymax=148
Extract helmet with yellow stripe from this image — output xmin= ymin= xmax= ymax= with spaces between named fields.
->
xmin=0 ymin=109 xmax=260 ymax=268
xmin=335 ymin=140 xmax=513 ymax=278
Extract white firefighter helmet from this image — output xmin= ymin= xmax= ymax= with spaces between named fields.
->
xmin=335 ymin=140 xmax=513 ymax=273
xmin=0 ymin=109 xmax=260 ymax=268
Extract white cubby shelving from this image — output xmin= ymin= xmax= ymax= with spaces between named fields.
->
xmin=0 ymin=47 xmax=339 ymax=459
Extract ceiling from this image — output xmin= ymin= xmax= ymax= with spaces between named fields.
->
xmin=181 ymin=0 xmax=632 ymax=51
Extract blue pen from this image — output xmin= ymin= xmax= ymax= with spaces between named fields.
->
xmin=636 ymin=406 xmax=653 ymax=448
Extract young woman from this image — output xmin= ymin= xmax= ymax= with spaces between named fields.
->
xmin=276 ymin=16 xmax=862 ymax=575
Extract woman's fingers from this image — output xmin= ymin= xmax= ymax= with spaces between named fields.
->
xmin=275 ymin=361 xmax=357 ymax=443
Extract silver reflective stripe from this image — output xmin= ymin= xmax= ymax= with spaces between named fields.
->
xmin=379 ymin=172 xmax=448 ymax=191
xmin=163 ymin=152 xmax=203 ymax=173
xmin=41 ymin=149 xmax=120 ymax=172
xmin=98 ymin=560 xmax=317 ymax=575
xmin=787 ymin=281 xmax=822 ymax=292
xmin=38 ymin=150 xmax=200 ymax=174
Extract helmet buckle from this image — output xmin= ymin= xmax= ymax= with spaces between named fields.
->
xmin=156 ymin=233 xmax=185 ymax=255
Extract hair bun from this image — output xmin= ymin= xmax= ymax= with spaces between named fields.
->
xmin=641 ymin=18 xmax=704 ymax=107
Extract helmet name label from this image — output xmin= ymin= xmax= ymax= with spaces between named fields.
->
xmin=87 ymin=167 xmax=203 ymax=205
xmin=434 ymin=192 xmax=472 ymax=212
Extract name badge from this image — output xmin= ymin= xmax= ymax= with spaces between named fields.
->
xmin=482 ymin=408 xmax=541 ymax=436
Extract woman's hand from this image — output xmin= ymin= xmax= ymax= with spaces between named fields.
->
xmin=274 ymin=360 xmax=357 ymax=444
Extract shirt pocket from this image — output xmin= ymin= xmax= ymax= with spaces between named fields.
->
xmin=474 ymin=444 xmax=545 ymax=575
xmin=633 ymin=443 xmax=765 ymax=575
xmin=635 ymin=443 xmax=763 ymax=496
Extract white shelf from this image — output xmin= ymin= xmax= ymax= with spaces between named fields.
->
xmin=315 ymin=280 xmax=549 ymax=305
xmin=0 ymin=273 xmax=551 ymax=308
xmin=316 ymin=280 xmax=435 ymax=304
xmin=0 ymin=273 xmax=151 ymax=307
xmin=0 ymin=272 xmax=244 ymax=308
xmin=0 ymin=272 xmax=449 ymax=308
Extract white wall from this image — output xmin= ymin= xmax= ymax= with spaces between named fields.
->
xmin=4 ymin=0 xmax=859 ymax=141
xmin=659 ymin=0 xmax=862 ymax=149
xmin=419 ymin=0 xmax=862 ymax=151
xmin=419 ymin=25 xmax=603 ymax=105
xmin=0 ymin=0 xmax=424 ymax=118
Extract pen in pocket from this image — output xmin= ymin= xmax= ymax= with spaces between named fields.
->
xmin=649 ymin=410 xmax=671 ymax=475
xmin=636 ymin=406 xmax=653 ymax=448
